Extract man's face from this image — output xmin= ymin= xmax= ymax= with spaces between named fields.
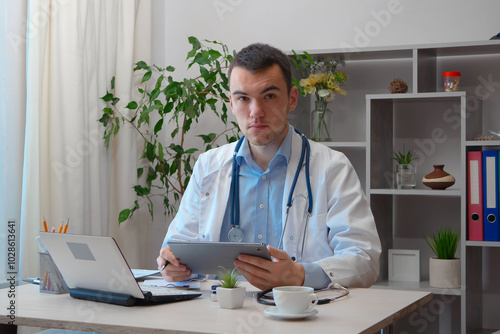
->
xmin=229 ymin=64 xmax=298 ymax=150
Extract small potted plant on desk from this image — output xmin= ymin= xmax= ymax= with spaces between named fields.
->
xmin=393 ymin=146 xmax=417 ymax=189
xmin=425 ymin=227 xmax=460 ymax=289
xmin=216 ymin=267 xmax=246 ymax=309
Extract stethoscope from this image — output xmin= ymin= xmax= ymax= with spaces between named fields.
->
xmin=228 ymin=128 xmax=313 ymax=260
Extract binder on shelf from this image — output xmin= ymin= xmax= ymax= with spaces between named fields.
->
xmin=467 ymin=151 xmax=483 ymax=241
xmin=483 ymin=150 xmax=500 ymax=242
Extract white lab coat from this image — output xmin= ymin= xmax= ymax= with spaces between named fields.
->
xmin=164 ymin=128 xmax=381 ymax=288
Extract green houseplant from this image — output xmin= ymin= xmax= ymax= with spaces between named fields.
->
xmin=393 ymin=145 xmax=416 ymax=165
xmin=99 ymin=37 xmax=239 ymax=223
xmin=425 ymin=227 xmax=459 ymax=260
xmin=425 ymin=227 xmax=461 ymax=289
xmin=393 ymin=146 xmax=417 ymax=189
xmin=216 ymin=267 xmax=245 ymax=309
xmin=217 ymin=266 xmax=241 ymax=288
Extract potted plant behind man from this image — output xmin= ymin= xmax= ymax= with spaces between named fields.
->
xmin=393 ymin=146 xmax=417 ymax=189
xmin=216 ymin=267 xmax=246 ymax=309
xmin=99 ymin=36 xmax=239 ymax=224
xmin=425 ymin=227 xmax=460 ymax=289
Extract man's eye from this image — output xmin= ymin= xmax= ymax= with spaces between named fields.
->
xmin=265 ymin=94 xmax=276 ymax=100
xmin=238 ymin=96 xmax=249 ymax=102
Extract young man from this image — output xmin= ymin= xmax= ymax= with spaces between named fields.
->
xmin=157 ymin=43 xmax=381 ymax=290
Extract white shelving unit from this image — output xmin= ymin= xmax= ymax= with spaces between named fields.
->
xmin=290 ymin=40 xmax=500 ymax=334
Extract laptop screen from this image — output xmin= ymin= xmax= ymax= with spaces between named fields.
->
xmin=39 ymin=233 xmax=145 ymax=299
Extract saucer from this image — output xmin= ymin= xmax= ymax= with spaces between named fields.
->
xmin=264 ymin=307 xmax=318 ymax=319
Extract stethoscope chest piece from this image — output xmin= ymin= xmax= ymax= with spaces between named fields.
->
xmin=228 ymin=226 xmax=244 ymax=242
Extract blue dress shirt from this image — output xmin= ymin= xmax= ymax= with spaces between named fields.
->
xmin=220 ymin=127 xmax=330 ymax=289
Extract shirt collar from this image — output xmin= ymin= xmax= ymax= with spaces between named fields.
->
xmin=236 ymin=124 xmax=293 ymax=168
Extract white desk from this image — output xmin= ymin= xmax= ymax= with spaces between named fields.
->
xmin=1 ymin=282 xmax=432 ymax=334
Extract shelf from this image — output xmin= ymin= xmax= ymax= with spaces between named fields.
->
xmin=466 ymin=329 xmax=500 ymax=334
xmin=305 ymin=40 xmax=500 ymax=333
xmin=370 ymin=189 xmax=462 ymax=196
xmin=366 ymin=91 xmax=465 ymax=101
xmin=466 ymin=140 xmax=500 ymax=147
xmin=429 ymin=40 xmax=500 ymax=57
xmin=299 ymin=40 xmax=500 ymax=61
xmin=323 ymin=141 xmax=366 ymax=149
xmin=373 ymin=280 xmax=462 ymax=296
xmin=293 ymin=46 xmax=413 ymax=61
xmin=466 ymin=241 xmax=500 ymax=248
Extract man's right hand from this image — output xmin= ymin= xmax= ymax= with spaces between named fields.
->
xmin=156 ymin=246 xmax=192 ymax=282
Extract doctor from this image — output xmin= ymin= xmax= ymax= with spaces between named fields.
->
xmin=157 ymin=43 xmax=381 ymax=290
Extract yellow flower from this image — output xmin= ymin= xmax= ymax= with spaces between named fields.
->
xmin=317 ymin=73 xmax=327 ymax=84
xmin=335 ymin=71 xmax=348 ymax=82
xmin=310 ymin=73 xmax=323 ymax=85
xmin=299 ymin=78 xmax=309 ymax=87
xmin=335 ymin=88 xmax=347 ymax=95
xmin=294 ymin=57 xmax=348 ymax=99
xmin=306 ymin=86 xmax=316 ymax=95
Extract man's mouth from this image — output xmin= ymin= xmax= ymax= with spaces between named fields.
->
xmin=249 ymin=123 xmax=267 ymax=130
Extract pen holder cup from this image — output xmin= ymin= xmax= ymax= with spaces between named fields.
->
xmin=39 ymin=252 xmax=69 ymax=294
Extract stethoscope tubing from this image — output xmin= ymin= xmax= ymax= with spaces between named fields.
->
xmin=230 ymin=128 xmax=313 ymax=249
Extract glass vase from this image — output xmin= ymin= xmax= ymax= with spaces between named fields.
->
xmin=396 ymin=164 xmax=417 ymax=189
xmin=311 ymin=99 xmax=332 ymax=142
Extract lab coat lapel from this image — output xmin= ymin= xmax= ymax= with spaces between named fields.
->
xmin=199 ymin=145 xmax=235 ymax=241
xmin=280 ymin=129 xmax=309 ymax=256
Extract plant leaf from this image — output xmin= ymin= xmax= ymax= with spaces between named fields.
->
xmin=154 ymin=118 xmax=163 ymax=134
xmin=142 ymin=71 xmax=152 ymax=83
xmin=187 ymin=36 xmax=201 ymax=59
xmin=118 ymin=209 xmax=131 ymax=223
xmin=125 ymin=101 xmax=138 ymax=109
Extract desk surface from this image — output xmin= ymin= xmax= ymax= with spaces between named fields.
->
xmin=1 ymin=282 xmax=432 ymax=334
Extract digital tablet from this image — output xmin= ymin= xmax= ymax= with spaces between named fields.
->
xmin=167 ymin=241 xmax=272 ymax=275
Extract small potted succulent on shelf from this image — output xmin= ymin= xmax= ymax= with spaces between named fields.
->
xmin=425 ymin=227 xmax=460 ymax=289
xmin=393 ymin=146 xmax=417 ymax=189
xmin=216 ymin=267 xmax=246 ymax=309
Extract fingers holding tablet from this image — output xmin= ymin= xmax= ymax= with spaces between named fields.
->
xmin=157 ymin=246 xmax=191 ymax=282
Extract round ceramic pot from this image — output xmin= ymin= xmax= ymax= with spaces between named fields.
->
xmin=422 ymin=165 xmax=455 ymax=190
xmin=429 ymin=257 xmax=461 ymax=289
xmin=216 ymin=286 xmax=246 ymax=309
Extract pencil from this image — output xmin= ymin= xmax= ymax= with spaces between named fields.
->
xmin=58 ymin=222 xmax=63 ymax=233
xmin=63 ymin=219 xmax=69 ymax=234
xmin=42 ymin=217 xmax=48 ymax=232
xmin=161 ymin=260 xmax=170 ymax=271
xmin=42 ymin=270 xmax=48 ymax=290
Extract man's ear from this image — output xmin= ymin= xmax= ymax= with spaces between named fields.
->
xmin=288 ymin=86 xmax=298 ymax=113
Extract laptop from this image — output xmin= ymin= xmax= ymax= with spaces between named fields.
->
xmin=39 ymin=232 xmax=201 ymax=306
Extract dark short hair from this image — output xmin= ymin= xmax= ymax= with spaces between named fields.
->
xmin=228 ymin=43 xmax=292 ymax=93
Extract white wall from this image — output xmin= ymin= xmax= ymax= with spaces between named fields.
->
xmin=152 ymin=0 xmax=499 ymax=71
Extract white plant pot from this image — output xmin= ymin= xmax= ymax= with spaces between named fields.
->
xmin=429 ymin=257 xmax=461 ymax=289
xmin=216 ymin=286 xmax=246 ymax=309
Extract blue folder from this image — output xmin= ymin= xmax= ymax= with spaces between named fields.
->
xmin=483 ymin=150 xmax=499 ymax=241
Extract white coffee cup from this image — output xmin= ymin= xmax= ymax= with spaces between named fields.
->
xmin=272 ymin=286 xmax=318 ymax=314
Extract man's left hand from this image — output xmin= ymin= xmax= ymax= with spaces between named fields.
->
xmin=233 ymin=245 xmax=305 ymax=290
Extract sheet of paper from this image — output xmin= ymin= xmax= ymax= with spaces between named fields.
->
xmin=131 ymin=269 xmax=161 ymax=279
xmin=142 ymin=279 xmax=201 ymax=290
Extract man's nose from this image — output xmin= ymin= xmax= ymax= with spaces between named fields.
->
xmin=249 ymin=99 xmax=264 ymax=118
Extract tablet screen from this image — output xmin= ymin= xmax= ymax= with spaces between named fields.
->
xmin=168 ymin=241 xmax=272 ymax=275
